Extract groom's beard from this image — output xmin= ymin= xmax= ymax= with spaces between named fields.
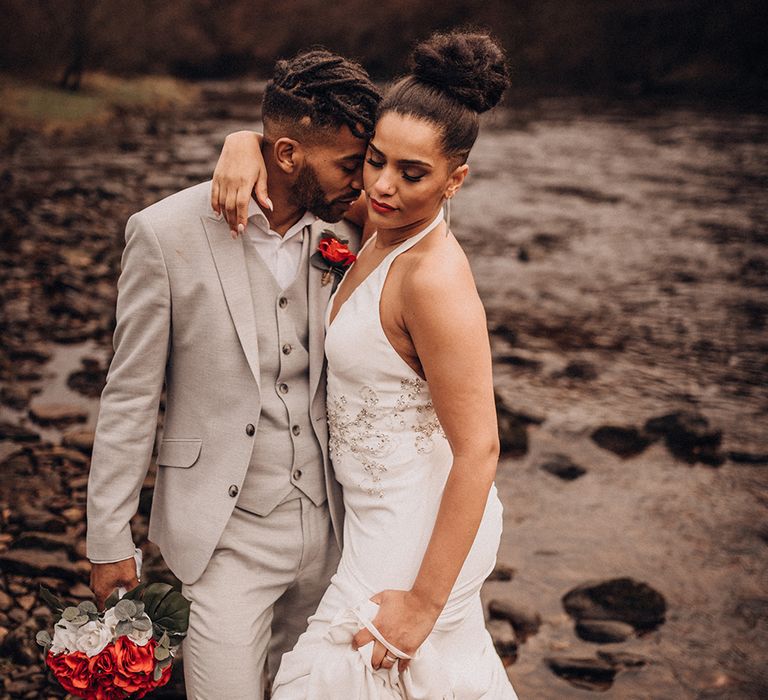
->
xmin=290 ymin=163 xmax=358 ymax=223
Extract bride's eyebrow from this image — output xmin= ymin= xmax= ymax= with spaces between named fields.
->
xmin=368 ymin=142 xmax=431 ymax=168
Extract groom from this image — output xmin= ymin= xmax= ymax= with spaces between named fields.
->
xmin=86 ymin=50 xmax=380 ymax=698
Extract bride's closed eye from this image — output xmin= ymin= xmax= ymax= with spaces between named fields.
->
xmin=366 ymin=157 xmax=425 ymax=183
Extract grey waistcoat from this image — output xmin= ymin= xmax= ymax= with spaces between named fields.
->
xmin=236 ymin=228 xmax=326 ymax=515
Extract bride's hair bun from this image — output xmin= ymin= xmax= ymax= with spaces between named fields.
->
xmin=410 ymin=31 xmax=509 ymax=113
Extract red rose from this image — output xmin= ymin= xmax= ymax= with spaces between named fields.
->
xmin=112 ymin=637 xmax=155 ymax=694
xmin=47 ymin=650 xmax=94 ymax=695
xmin=318 ymin=236 xmax=356 ymax=266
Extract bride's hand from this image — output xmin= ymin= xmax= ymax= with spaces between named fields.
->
xmin=211 ymin=130 xmax=272 ymax=238
xmin=351 ymin=589 xmax=441 ymax=673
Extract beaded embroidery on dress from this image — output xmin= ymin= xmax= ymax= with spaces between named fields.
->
xmin=271 ymin=210 xmax=518 ymax=699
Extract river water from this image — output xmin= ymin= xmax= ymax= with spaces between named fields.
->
xmin=1 ymin=82 xmax=766 ymax=698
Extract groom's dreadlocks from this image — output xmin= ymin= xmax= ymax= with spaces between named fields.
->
xmin=262 ymin=50 xmax=381 ymax=141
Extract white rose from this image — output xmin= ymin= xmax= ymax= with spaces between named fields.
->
xmin=75 ymin=620 xmax=112 ymax=657
xmin=50 ymin=620 xmax=80 ymax=655
xmin=127 ymin=614 xmax=154 ymax=646
xmin=102 ymin=608 xmax=120 ymax=636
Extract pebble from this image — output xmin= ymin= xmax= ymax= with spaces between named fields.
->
xmin=576 ymin=618 xmax=636 ymax=643
xmin=488 ymin=599 xmax=542 ymax=642
xmin=539 ymin=453 xmax=587 ymax=480
xmin=644 ymin=410 xmax=724 ymax=466
xmin=27 ymin=402 xmax=88 ymax=427
xmin=562 ymin=577 xmax=667 ymax=632
xmin=545 ymin=654 xmax=617 ymax=691
xmin=487 ymin=618 xmax=518 ymax=663
xmin=0 ymin=422 xmax=40 ymax=442
xmin=0 ymin=548 xmax=82 ymax=583
xmin=590 ymin=425 xmax=652 ymax=458
xmin=61 ymin=429 xmax=95 ymax=454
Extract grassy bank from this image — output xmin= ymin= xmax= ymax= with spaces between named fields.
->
xmin=0 ymin=73 xmax=198 ymax=141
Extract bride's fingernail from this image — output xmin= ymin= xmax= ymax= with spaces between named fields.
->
xmin=266 ymin=198 xmax=274 ymax=212
xmin=238 ymin=223 xmax=245 ymax=235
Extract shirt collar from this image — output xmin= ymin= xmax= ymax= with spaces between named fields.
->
xmin=247 ymin=197 xmax=317 ymax=242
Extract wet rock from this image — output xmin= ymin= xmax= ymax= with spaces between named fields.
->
xmin=0 ymin=422 xmax=40 ymax=442
xmin=560 ymin=359 xmax=599 ymax=380
xmin=487 ymin=564 xmax=515 ymax=581
xmin=496 ymin=394 xmax=544 ymax=458
xmin=0 ymin=625 xmax=8 ymax=647
xmin=0 ymin=548 xmax=82 ymax=583
xmin=487 ymin=618 xmax=518 ymax=664
xmin=539 ymin=454 xmax=587 ymax=480
xmin=488 ymin=599 xmax=542 ymax=642
xmin=590 ymin=425 xmax=652 ymax=458
xmin=12 ymin=532 xmax=75 ymax=554
xmin=17 ymin=507 xmax=67 ymax=533
xmin=498 ymin=353 xmax=542 ymax=372
xmin=596 ymin=650 xmax=648 ymax=668
xmin=643 ymin=411 xmax=724 ymax=466
xmin=0 ymin=384 xmax=33 ymax=410
xmin=562 ymin=577 xmax=667 ymax=633
xmin=575 ymin=619 xmax=636 ymax=643
xmin=0 ymin=625 xmax=38 ymax=665
xmin=28 ymin=402 xmax=88 ymax=428
xmin=17 ymin=594 xmax=35 ymax=611
xmin=5 ymin=343 xmax=51 ymax=364
xmin=66 ymin=357 xmax=107 ymax=398
xmin=545 ymin=655 xmax=617 ymax=691
xmin=61 ymin=507 xmax=84 ymax=525
xmin=69 ymin=582 xmax=93 ymax=599
xmin=0 ymin=590 xmax=12 ymax=611
xmin=61 ymin=429 xmax=95 ymax=454
xmin=727 ymin=450 xmax=768 ymax=465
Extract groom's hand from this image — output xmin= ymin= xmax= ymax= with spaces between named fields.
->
xmin=90 ymin=558 xmax=139 ymax=610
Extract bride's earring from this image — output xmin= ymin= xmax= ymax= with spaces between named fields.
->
xmin=444 ymin=196 xmax=451 ymax=236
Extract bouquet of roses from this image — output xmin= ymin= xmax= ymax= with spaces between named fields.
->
xmin=36 ymin=581 xmax=190 ymax=699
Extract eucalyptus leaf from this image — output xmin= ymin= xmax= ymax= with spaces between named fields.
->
xmin=133 ymin=601 xmax=145 ymax=617
xmin=39 ymin=586 xmax=64 ymax=614
xmin=78 ymin=600 xmax=98 ymax=615
xmin=115 ymin=620 xmax=133 ymax=637
xmin=70 ymin=613 xmax=89 ymax=626
xmin=114 ymin=598 xmax=137 ymax=621
xmin=62 ymin=606 xmax=80 ymax=622
xmin=154 ymin=664 xmax=164 ymax=681
xmin=35 ymin=630 xmax=52 ymax=647
xmin=132 ymin=617 xmax=152 ymax=632
xmin=159 ymin=631 xmax=169 ymax=648
xmin=154 ymin=645 xmax=170 ymax=661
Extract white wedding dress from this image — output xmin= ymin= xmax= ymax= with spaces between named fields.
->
xmin=272 ymin=212 xmax=518 ymax=699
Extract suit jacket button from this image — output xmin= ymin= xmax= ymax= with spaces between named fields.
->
xmin=292 ymin=424 xmax=301 ymax=436
xmin=293 ymin=470 xmax=302 ymax=480
xmin=282 ymin=343 xmax=292 ymax=355
xmin=278 ymin=383 xmax=289 ymax=394
xmin=279 ymin=296 xmax=288 ymax=308
xmin=245 ymin=423 xmax=255 ymax=436
xmin=228 ymin=484 xmax=239 ymax=497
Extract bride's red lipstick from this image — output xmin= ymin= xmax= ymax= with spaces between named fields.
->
xmin=370 ymin=198 xmax=396 ymax=214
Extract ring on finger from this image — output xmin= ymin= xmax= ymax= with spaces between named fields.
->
xmin=383 ymin=651 xmax=399 ymax=664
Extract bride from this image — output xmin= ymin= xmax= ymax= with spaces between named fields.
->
xmin=214 ymin=31 xmax=518 ymax=699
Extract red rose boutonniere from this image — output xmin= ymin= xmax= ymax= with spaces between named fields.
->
xmin=311 ymin=231 xmax=356 ymax=286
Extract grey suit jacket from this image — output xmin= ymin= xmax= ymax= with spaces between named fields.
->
xmin=86 ymin=181 xmax=360 ymax=584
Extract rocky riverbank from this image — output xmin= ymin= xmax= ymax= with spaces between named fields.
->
xmin=1 ymin=82 xmax=766 ymax=698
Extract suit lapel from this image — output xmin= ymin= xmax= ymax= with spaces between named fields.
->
xmin=308 ymin=222 xmax=334 ymax=402
xmin=201 ymin=214 xmax=261 ymax=391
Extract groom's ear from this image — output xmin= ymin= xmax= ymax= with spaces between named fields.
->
xmin=274 ymin=137 xmax=305 ymax=174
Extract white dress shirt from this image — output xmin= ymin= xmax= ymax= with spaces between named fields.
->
xmin=246 ymin=198 xmax=317 ymax=289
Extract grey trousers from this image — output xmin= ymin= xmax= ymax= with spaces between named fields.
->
xmin=181 ymin=495 xmax=340 ymax=699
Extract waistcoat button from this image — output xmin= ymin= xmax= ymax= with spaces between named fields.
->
xmin=293 ymin=470 xmax=303 ymax=480
xmin=278 ymin=297 xmax=288 ymax=308
xmin=282 ymin=343 xmax=292 ymax=355
xmin=278 ymin=383 xmax=289 ymax=394
xmin=228 ymin=484 xmax=239 ymax=497
xmin=245 ymin=423 xmax=255 ymax=436
xmin=292 ymin=424 xmax=301 ymax=436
